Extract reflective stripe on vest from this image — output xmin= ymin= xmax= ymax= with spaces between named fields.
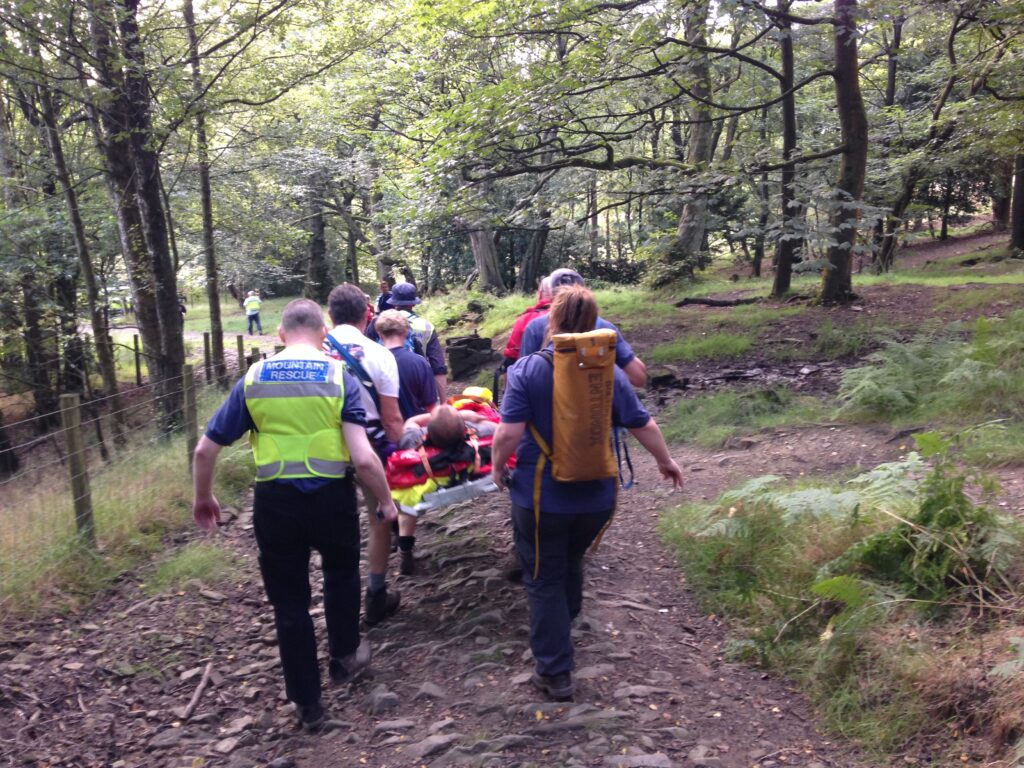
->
xmin=243 ymin=357 xmax=350 ymax=481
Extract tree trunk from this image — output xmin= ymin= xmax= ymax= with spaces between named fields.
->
xmin=467 ymin=225 xmax=504 ymax=292
xmin=184 ymin=0 xmax=226 ymax=385
xmin=21 ymin=273 xmax=59 ymax=431
xmin=0 ymin=409 xmax=19 ymax=479
xmin=1012 ymin=154 xmax=1024 ymax=251
xmin=992 ymin=159 xmax=1012 ymax=232
xmin=771 ymin=2 xmax=803 ymax=296
xmin=885 ymin=15 xmax=904 ymax=108
xmin=668 ymin=0 xmax=714 ymax=273
xmin=0 ymin=95 xmax=59 ymax=429
xmin=820 ymin=0 xmax=868 ymax=304
xmin=588 ymin=173 xmax=599 ymax=265
xmin=753 ymin=110 xmax=770 ymax=278
xmin=338 ymin=192 xmax=361 ymax=284
xmin=940 ymin=173 xmax=953 ymax=241
xmin=55 ymin=264 xmax=87 ymax=395
xmin=872 ymin=14 xmax=904 ymax=262
xmin=305 ymin=194 xmax=331 ymax=304
xmin=34 ymin=70 xmax=125 ymax=441
xmin=86 ymin=0 xmax=184 ymax=429
xmin=516 ymin=211 xmax=549 ymax=293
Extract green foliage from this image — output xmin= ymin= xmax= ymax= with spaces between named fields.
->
xmin=990 ymin=636 xmax=1024 ymax=680
xmin=650 ymin=332 xmax=752 ymax=363
xmin=812 ymin=318 xmax=890 ymax=359
xmin=144 ymin=542 xmax=238 ymax=595
xmin=958 ymin=421 xmax=1024 ymax=466
xmin=661 ymin=387 xmax=826 ymax=447
xmin=837 ymin=311 xmax=1024 ymax=424
xmin=659 ymin=444 xmax=1022 ymax=753
xmin=659 ymin=456 xmax=922 ymax=624
xmin=835 ymin=433 xmax=1020 ymax=605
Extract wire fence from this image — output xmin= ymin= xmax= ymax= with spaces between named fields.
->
xmin=0 ymin=333 xmax=278 ymax=620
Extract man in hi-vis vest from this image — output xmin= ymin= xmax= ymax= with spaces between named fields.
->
xmin=244 ymin=290 xmax=263 ymax=335
xmin=192 ymin=299 xmax=398 ymax=732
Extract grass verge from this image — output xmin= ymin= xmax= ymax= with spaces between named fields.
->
xmin=650 ymin=332 xmax=752 ymax=363
xmin=660 ymin=387 xmax=827 ymax=447
xmin=144 ymin=541 xmax=238 ymax=595
xmin=0 ymin=389 xmax=253 ymax=618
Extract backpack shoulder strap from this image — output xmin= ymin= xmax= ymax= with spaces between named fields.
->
xmin=526 ymin=350 xmax=554 ymax=458
xmin=326 ymin=336 xmax=381 ymax=412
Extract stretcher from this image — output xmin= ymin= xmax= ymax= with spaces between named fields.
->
xmin=397 ymin=476 xmax=500 ymax=517
xmin=388 ymin=389 xmax=507 ymax=516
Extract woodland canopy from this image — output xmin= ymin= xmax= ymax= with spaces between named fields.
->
xmin=0 ymin=0 xmax=1022 ymax=428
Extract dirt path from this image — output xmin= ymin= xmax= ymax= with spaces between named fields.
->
xmin=5 ymin=422 xmax=970 ymax=768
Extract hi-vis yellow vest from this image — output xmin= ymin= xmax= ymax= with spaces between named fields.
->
xmin=244 ymin=296 xmax=261 ymax=313
xmin=243 ymin=357 xmax=350 ymax=481
xmin=399 ymin=310 xmax=434 ymax=349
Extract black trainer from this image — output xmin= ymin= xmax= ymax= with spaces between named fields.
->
xmin=364 ymin=587 xmax=400 ymax=626
xmin=531 ymin=671 xmax=574 ymax=702
xmin=329 ymin=638 xmax=371 ymax=684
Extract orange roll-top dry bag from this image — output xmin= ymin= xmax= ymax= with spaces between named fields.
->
xmin=547 ymin=329 xmax=617 ymax=482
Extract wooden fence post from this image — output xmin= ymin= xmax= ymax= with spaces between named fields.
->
xmin=250 ymin=346 xmax=259 ymax=366
xmin=203 ymin=332 xmax=212 ymax=384
xmin=60 ymin=394 xmax=96 ymax=549
xmin=183 ymin=365 xmax=198 ymax=475
xmin=236 ymin=335 xmax=245 ymax=376
xmin=133 ymin=334 xmax=142 ymax=386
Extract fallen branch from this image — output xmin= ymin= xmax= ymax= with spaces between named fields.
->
xmin=674 ymin=296 xmax=760 ymax=307
xmin=176 ymin=661 xmax=214 ymax=721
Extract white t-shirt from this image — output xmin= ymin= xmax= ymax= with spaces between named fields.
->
xmin=324 ymin=324 xmax=399 ymax=424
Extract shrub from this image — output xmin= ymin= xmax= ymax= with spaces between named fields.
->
xmin=837 ymin=311 xmax=1024 ymax=423
xmin=833 ymin=432 xmax=1021 ymax=605
xmin=659 ymin=443 xmax=1022 ymax=755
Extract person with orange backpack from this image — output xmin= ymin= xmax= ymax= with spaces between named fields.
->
xmin=490 ymin=285 xmax=682 ymax=702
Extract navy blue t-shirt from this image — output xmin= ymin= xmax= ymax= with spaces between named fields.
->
xmin=500 ymin=347 xmax=650 ymax=513
xmin=390 ymin=346 xmax=438 ymax=419
xmin=205 ymin=363 xmax=366 ymax=493
xmin=520 ymin=314 xmax=636 ymax=369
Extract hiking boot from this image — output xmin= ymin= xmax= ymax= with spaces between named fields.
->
xmin=531 ymin=671 xmax=574 ymax=702
xmin=297 ymin=701 xmax=326 ymax=732
xmin=364 ymin=587 xmax=400 ymax=626
xmin=504 ymin=557 xmax=523 ymax=583
xmin=329 ymin=638 xmax=371 ymax=684
xmin=400 ymin=548 xmax=416 ymax=576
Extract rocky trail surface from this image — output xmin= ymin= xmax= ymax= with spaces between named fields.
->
xmin=3 ymin=422 xmax=954 ymax=768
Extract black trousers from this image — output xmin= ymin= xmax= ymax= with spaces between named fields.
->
xmin=247 ymin=313 xmax=262 ymax=334
xmin=253 ymin=478 xmax=360 ymax=707
xmin=511 ymin=503 xmax=613 ymax=677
